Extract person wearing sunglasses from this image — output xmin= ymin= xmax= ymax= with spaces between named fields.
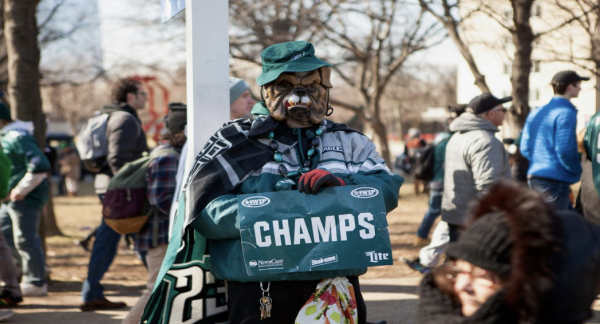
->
xmin=419 ymin=181 xmax=600 ymax=324
xmin=441 ymin=93 xmax=511 ymax=242
xmin=521 ymin=71 xmax=589 ymax=210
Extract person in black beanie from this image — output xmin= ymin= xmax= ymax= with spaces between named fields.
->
xmin=418 ymin=180 xmax=600 ymax=324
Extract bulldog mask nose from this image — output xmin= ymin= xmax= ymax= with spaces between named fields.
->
xmin=293 ymin=88 xmax=307 ymax=96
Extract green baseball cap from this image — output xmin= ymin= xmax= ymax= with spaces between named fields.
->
xmin=256 ymin=41 xmax=332 ymax=87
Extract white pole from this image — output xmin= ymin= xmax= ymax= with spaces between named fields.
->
xmin=185 ymin=0 xmax=230 ymax=173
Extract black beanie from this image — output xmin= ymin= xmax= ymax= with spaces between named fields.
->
xmin=445 ymin=212 xmax=513 ymax=276
xmin=165 ymin=102 xmax=187 ymax=134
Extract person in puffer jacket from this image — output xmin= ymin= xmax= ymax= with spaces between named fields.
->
xmin=419 ymin=181 xmax=600 ymax=324
xmin=441 ymin=93 xmax=511 ymax=242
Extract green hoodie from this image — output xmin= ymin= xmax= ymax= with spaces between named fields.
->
xmin=1 ymin=121 xmax=50 ymax=209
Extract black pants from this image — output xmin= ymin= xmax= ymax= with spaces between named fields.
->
xmin=227 ymin=276 xmax=366 ymax=324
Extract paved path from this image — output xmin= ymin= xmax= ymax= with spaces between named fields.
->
xmin=5 ymin=277 xmax=422 ymax=324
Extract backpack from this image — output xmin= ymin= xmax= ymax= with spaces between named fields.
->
xmin=76 ymin=113 xmax=110 ymax=173
xmin=413 ymin=145 xmax=435 ymax=181
xmin=102 ymin=147 xmax=177 ymax=235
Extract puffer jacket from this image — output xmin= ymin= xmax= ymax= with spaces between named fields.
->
xmin=191 ymin=118 xmax=404 ymax=283
xmin=441 ymin=113 xmax=510 ymax=226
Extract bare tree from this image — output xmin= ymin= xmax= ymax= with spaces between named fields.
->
xmin=229 ymin=0 xmax=342 ymax=64
xmin=418 ymin=0 xmax=490 ymax=93
xmin=320 ymin=0 xmax=446 ymax=165
xmin=476 ymin=0 xmax=579 ymax=136
xmin=546 ymin=0 xmax=600 ymax=111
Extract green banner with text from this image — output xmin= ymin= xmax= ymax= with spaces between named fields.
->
xmin=238 ymin=184 xmax=393 ymax=276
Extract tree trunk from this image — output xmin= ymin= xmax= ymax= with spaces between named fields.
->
xmin=44 ymin=172 xmax=62 ymax=236
xmin=507 ymin=0 xmax=535 ymax=138
xmin=370 ymin=104 xmax=392 ymax=169
xmin=0 ymin=1 xmax=7 ymax=94
xmin=4 ymin=0 xmax=45 ymax=147
xmin=5 ymin=0 xmax=62 ymax=241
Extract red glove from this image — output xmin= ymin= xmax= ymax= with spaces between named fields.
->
xmin=298 ymin=169 xmax=346 ymax=194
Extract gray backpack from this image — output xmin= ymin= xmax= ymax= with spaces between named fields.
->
xmin=76 ymin=113 xmax=110 ymax=173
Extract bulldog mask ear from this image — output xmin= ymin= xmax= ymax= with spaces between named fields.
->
xmin=319 ymin=66 xmax=333 ymax=88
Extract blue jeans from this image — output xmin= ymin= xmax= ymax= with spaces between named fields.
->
xmin=528 ymin=178 xmax=574 ymax=211
xmin=81 ymin=194 xmax=121 ymax=302
xmin=416 ymin=189 xmax=442 ymax=239
xmin=0 ymin=201 xmax=46 ymax=287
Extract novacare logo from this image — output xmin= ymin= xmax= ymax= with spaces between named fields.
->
xmin=242 ymin=196 xmax=271 ymax=208
xmin=351 ymin=187 xmax=379 ymax=199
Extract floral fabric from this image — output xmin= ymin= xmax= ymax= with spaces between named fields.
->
xmin=295 ymin=277 xmax=358 ymax=324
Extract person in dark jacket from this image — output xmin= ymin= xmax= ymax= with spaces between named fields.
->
xmin=418 ymin=181 xmax=600 ymax=324
xmin=80 ymin=78 xmax=149 ymax=311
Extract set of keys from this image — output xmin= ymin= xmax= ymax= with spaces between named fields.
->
xmin=259 ymin=281 xmax=272 ymax=320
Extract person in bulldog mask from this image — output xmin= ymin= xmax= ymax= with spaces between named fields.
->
xmin=139 ymin=41 xmax=402 ymax=324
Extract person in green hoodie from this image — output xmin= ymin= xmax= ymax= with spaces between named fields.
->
xmin=0 ymin=102 xmax=50 ymax=297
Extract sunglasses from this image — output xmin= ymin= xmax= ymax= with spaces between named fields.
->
xmin=492 ymin=108 xmax=508 ymax=113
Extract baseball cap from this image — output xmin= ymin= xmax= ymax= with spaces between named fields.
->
xmin=551 ymin=70 xmax=590 ymax=84
xmin=468 ymin=93 xmax=512 ymax=114
xmin=256 ymin=41 xmax=332 ymax=87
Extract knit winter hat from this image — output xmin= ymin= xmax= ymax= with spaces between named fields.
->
xmin=0 ymin=102 xmax=11 ymax=121
xmin=164 ymin=102 xmax=187 ymax=134
xmin=446 ymin=212 xmax=513 ymax=276
xmin=229 ymin=77 xmax=250 ymax=104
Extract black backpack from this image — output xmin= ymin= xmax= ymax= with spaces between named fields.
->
xmin=414 ymin=145 xmax=435 ymax=181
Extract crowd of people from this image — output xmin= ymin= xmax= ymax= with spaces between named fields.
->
xmin=0 ymin=40 xmax=600 ymax=324
xmin=404 ymin=69 xmax=600 ymax=322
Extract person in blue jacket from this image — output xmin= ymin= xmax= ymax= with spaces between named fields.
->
xmin=520 ymin=71 xmax=587 ymax=210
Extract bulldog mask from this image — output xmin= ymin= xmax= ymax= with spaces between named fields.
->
xmin=263 ymin=67 xmax=333 ymax=128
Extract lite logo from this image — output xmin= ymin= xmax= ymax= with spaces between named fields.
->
xmin=242 ymin=196 xmax=270 ymax=208
xmin=249 ymin=260 xmax=258 ymax=267
xmin=351 ymin=187 xmax=379 ymax=199
xmin=365 ymin=251 xmax=389 ymax=263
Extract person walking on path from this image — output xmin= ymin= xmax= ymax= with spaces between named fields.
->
xmin=0 ymin=145 xmax=23 ymax=307
xmin=403 ymin=105 xmax=466 ymax=272
xmin=520 ymin=71 xmax=587 ymax=210
xmin=58 ymin=143 xmax=81 ymax=197
xmin=0 ymin=102 xmax=51 ymax=297
xmin=441 ymin=93 xmax=511 ymax=242
xmin=413 ymin=104 xmax=466 ymax=248
xmin=80 ymin=78 xmax=149 ymax=311
xmin=121 ymin=106 xmax=185 ymax=324
xmin=405 ymin=128 xmax=427 ymax=195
